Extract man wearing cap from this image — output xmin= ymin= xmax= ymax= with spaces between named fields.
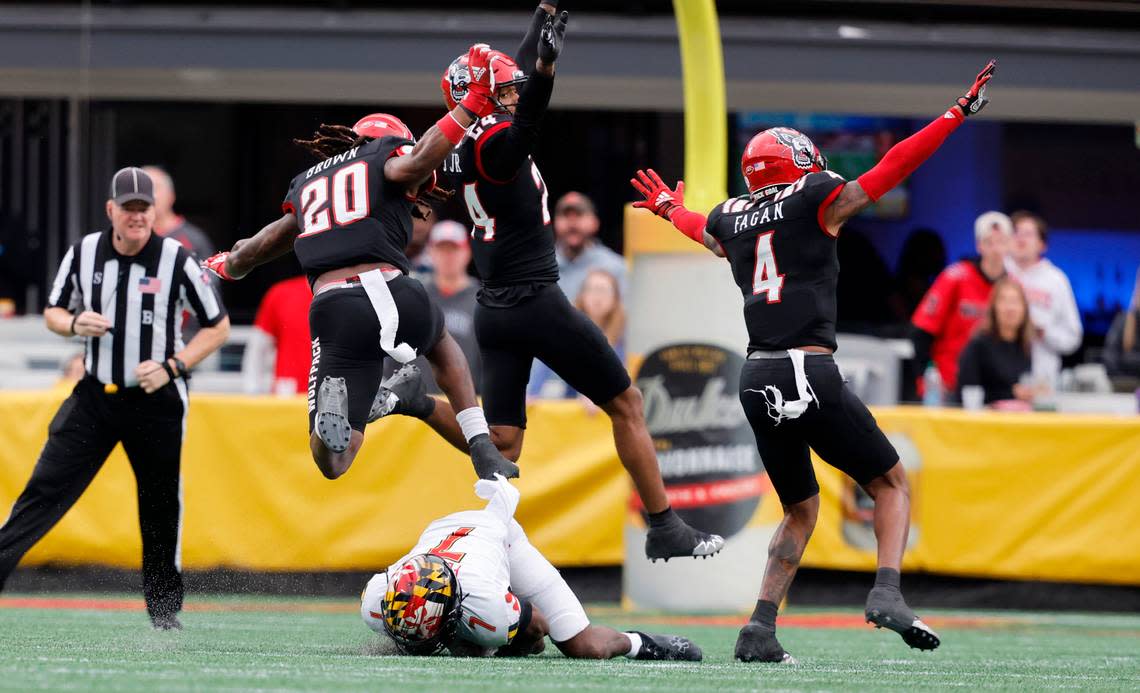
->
xmin=553 ymin=192 xmax=626 ymax=302
xmin=0 ymin=167 xmax=230 ymax=631
xmin=384 ymin=219 xmax=482 ymax=393
xmin=910 ymin=211 xmax=1011 ymax=396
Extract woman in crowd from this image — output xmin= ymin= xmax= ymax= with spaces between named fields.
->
xmin=957 ymin=278 xmax=1035 ymax=407
xmin=529 ymin=269 xmax=626 ymax=401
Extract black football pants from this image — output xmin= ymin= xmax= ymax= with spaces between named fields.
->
xmin=0 ymin=376 xmax=185 ymax=619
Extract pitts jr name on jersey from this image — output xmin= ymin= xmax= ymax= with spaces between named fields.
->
xmin=441 ymin=115 xmax=507 ymax=177
xmin=706 ymin=170 xmax=847 ymax=353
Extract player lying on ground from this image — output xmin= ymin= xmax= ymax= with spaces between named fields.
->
xmin=202 ymin=45 xmax=517 ymax=483
xmin=373 ymin=0 xmax=724 ymax=563
xmin=360 ymin=474 xmax=702 ymax=661
xmin=631 ymin=59 xmax=998 ymax=663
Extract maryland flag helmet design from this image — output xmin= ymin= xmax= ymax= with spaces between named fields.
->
xmin=381 ymin=554 xmax=464 ymax=655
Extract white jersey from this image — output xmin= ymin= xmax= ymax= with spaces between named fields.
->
xmin=361 ymin=476 xmax=588 ymax=651
xmin=1005 ymin=257 xmax=1083 ymax=383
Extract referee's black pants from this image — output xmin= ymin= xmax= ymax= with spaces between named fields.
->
xmin=0 ymin=376 xmax=185 ymax=619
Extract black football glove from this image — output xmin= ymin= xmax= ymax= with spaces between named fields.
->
xmin=538 ymin=11 xmax=569 ymax=65
xmin=956 ymin=59 xmax=996 ymax=117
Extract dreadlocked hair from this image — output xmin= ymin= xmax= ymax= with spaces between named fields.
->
xmin=293 ymin=124 xmax=366 ymax=161
xmin=293 ymin=122 xmax=454 ymax=220
xmin=412 ymin=186 xmax=454 ymax=220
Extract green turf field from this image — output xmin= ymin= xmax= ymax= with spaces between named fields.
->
xmin=0 ymin=594 xmax=1137 ymax=691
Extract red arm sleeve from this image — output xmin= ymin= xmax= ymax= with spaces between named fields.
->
xmin=912 ymin=267 xmax=959 ymax=336
xmin=857 ymin=109 xmax=964 ymax=202
xmin=666 ymin=207 xmax=708 ymax=244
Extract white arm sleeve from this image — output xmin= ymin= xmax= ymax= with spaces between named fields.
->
xmin=505 ymin=520 xmax=589 ymax=643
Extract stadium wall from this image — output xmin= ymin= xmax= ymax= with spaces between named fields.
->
xmin=1 ymin=390 xmax=1138 ymax=586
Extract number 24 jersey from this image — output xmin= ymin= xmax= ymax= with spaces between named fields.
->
xmin=705 ymin=171 xmax=847 ymax=352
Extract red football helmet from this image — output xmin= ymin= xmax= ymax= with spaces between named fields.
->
xmin=441 ymin=50 xmax=527 ymax=113
xmin=352 ymin=113 xmax=414 ymax=142
xmin=741 ymin=127 xmax=828 ymax=197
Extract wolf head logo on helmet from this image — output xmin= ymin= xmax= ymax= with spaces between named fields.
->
xmin=741 ymin=127 xmax=828 ymax=198
xmin=441 ymin=50 xmax=527 ymax=113
xmin=379 ymin=553 xmax=464 ymax=655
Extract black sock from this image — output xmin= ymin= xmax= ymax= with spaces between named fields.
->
xmin=647 ymin=506 xmax=679 ymax=529
xmin=749 ymin=599 xmax=778 ymax=629
xmin=875 ymin=567 xmax=901 ymax=590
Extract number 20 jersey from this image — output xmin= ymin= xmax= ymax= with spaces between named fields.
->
xmin=705 ymin=171 xmax=847 ymax=353
xmin=445 ymin=114 xmax=557 ymax=296
xmin=284 ymin=136 xmax=416 ymax=285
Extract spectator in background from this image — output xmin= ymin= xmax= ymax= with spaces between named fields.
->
xmin=383 ymin=220 xmax=482 ymax=394
xmin=957 ymin=278 xmax=1034 ymax=406
xmin=530 ymin=269 xmax=625 ymax=401
xmin=1103 ymin=269 xmax=1140 ymax=378
xmin=888 ymin=228 xmax=946 ymax=323
xmin=144 ymin=166 xmax=217 ymax=340
xmin=242 ymin=274 xmax=313 ymax=395
xmin=910 ymin=211 xmax=1011 ymax=395
xmin=143 ymin=166 xmax=215 ymax=262
xmin=553 ymin=192 xmax=626 ymax=301
xmin=1004 ymin=211 xmax=1082 ymax=387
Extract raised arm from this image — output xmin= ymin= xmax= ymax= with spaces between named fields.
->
xmin=630 ymin=169 xmax=725 ymax=258
xmin=385 ymin=44 xmax=500 ymax=187
xmin=476 ymin=11 xmax=568 ymax=182
xmin=514 ymin=1 xmax=559 ymax=74
xmin=822 ymin=59 xmax=997 ymax=236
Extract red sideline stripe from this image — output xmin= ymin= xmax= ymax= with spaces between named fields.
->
xmin=631 ymin=473 xmax=772 ymax=511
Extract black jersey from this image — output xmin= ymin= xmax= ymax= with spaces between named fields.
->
xmin=444 ymin=70 xmax=557 ymax=307
xmin=706 ymin=171 xmax=847 ymax=352
xmin=284 ymin=136 xmax=416 ymax=285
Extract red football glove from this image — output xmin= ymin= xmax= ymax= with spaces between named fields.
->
xmin=201 ymin=251 xmax=235 ymax=281
xmin=630 ymin=169 xmax=685 ymax=219
xmin=459 ymin=44 xmax=496 ymax=119
xmin=955 ymin=59 xmax=996 ymax=117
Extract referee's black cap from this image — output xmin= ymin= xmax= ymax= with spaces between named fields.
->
xmin=109 ymin=167 xmax=155 ymax=206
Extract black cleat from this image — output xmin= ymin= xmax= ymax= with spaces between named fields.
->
xmin=734 ymin=624 xmax=796 ymax=664
xmin=316 ymin=376 xmax=352 ymax=453
xmin=469 ymin=434 xmax=519 ymax=480
xmin=865 ymin=587 xmax=940 ymax=651
xmin=367 ymin=363 xmax=434 ymax=423
xmin=645 ymin=522 xmax=725 ymax=561
xmin=151 ymin=614 xmax=183 ymax=631
xmin=633 ymin=631 xmax=702 ymax=661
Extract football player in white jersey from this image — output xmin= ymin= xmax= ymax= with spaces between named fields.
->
xmin=361 ymin=474 xmax=702 ymax=660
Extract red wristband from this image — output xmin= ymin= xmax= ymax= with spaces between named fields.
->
xmin=436 ymin=112 xmax=468 ymax=146
xmin=667 ymin=206 xmax=708 ymax=244
xmin=857 ymin=109 xmax=963 ymax=202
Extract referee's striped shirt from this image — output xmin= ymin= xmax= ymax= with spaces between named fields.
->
xmin=47 ymin=229 xmax=227 ymax=387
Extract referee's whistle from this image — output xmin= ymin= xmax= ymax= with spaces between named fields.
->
xmin=104 ymin=383 xmax=119 ymax=394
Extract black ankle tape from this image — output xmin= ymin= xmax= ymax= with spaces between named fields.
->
xmin=749 ymin=599 xmax=778 ymax=628
xmin=875 ymin=567 xmax=901 ymax=590
xmin=647 ymin=506 xmax=677 ymax=528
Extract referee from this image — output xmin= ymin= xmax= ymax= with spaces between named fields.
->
xmin=0 ymin=167 xmax=229 ymax=630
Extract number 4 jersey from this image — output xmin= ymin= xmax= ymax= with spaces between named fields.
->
xmin=706 ymin=170 xmax=847 ymax=352
xmin=284 ymin=136 xmax=417 ymax=285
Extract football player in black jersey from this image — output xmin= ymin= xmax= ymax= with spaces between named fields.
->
xmin=202 ymin=45 xmax=519 ymax=484
xmin=632 ymin=61 xmax=997 ymax=662
xmin=369 ymin=2 xmax=724 ymax=562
